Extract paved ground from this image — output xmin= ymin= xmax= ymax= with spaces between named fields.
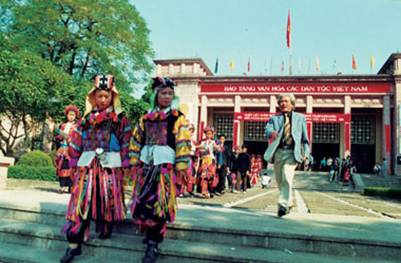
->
xmin=6 ymin=172 xmax=401 ymax=219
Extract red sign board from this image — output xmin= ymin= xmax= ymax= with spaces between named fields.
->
xmin=201 ymin=82 xmax=391 ymax=94
xmin=234 ymin=112 xmax=351 ymax=123
xmin=234 ymin=112 xmax=274 ymax=122
xmin=305 ymin=113 xmax=351 ymax=123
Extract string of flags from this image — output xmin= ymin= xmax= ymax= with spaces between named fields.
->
xmin=210 ymin=9 xmax=377 ymax=75
xmin=212 ymin=54 xmax=377 ymax=75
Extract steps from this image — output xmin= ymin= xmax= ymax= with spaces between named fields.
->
xmin=360 ymin=174 xmax=401 ymax=188
xmin=0 ymin=190 xmax=400 ymax=262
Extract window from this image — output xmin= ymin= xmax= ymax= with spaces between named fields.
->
xmin=213 ymin=114 xmax=233 ymax=140
xmin=351 ymin=116 xmax=375 ymax=145
xmin=313 ymin=123 xmax=340 ymax=143
xmin=244 ymin=121 xmax=268 ymax=141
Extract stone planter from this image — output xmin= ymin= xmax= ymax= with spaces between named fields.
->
xmin=0 ymin=156 xmax=15 ymax=190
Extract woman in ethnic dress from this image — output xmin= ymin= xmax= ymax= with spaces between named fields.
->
xmin=197 ymin=126 xmax=220 ymax=198
xmin=60 ymin=74 xmax=132 ymax=263
xmin=176 ymin=123 xmax=196 ymax=197
xmin=129 ymin=77 xmax=191 ymax=263
xmin=54 ymin=105 xmax=80 ymax=194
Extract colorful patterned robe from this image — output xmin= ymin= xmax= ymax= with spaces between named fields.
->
xmin=129 ymin=109 xmax=191 ymax=234
xmin=63 ymin=110 xmax=132 ymax=235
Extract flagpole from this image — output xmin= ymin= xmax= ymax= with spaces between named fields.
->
xmin=270 ymin=56 xmax=274 ymax=75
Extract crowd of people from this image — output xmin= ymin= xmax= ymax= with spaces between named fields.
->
xmin=188 ymin=132 xmax=265 ymax=198
xmin=316 ymin=156 xmax=357 ymax=187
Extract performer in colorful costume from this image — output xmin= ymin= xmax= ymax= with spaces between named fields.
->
xmin=129 ymin=77 xmax=191 ymax=263
xmin=54 ymin=105 xmax=80 ymax=194
xmin=176 ymin=123 xmax=196 ymax=197
xmin=60 ymin=74 xmax=132 ymax=263
xmin=197 ymin=126 xmax=219 ymax=198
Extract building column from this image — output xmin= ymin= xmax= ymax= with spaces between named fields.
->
xmin=393 ymin=78 xmax=401 ymax=174
xmin=233 ymin=95 xmax=241 ymax=146
xmin=199 ymin=95 xmax=208 ymax=141
xmin=383 ymin=95 xmax=391 ymax=175
xmin=269 ymin=95 xmax=277 ymax=114
xmin=306 ymin=95 xmax=313 ymax=149
xmin=156 ymin=64 xmax=162 ymax=76
xmin=344 ymin=96 xmax=351 ymax=157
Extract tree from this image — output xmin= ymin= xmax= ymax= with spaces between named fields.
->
xmin=0 ymin=46 xmax=84 ymax=155
xmin=1 ymin=0 xmax=153 ymax=91
xmin=0 ymin=0 xmax=154 ymax=155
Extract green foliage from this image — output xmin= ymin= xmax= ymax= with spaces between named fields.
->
xmin=18 ymin=150 xmax=54 ymax=167
xmin=8 ymin=165 xmax=57 ymax=181
xmin=122 ymin=92 xmax=149 ymax=125
xmin=364 ymin=187 xmax=401 ymax=199
xmin=0 ymin=48 xmax=87 ymax=122
xmin=0 ymin=0 xmax=154 ymax=155
xmin=2 ymin=0 xmax=154 ymax=91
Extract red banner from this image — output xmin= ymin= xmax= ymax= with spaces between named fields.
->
xmin=305 ymin=113 xmax=351 ymax=123
xmin=201 ymin=82 xmax=391 ymax=94
xmin=234 ymin=112 xmax=274 ymax=122
xmin=385 ymin=124 xmax=391 ymax=154
xmin=234 ymin=112 xmax=351 ymax=123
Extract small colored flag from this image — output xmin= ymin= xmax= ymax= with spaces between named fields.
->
xmin=229 ymin=59 xmax=235 ymax=71
xmin=214 ymin=58 xmax=219 ymax=74
xmin=352 ymin=55 xmax=357 ymax=70
xmin=370 ymin=55 xmax=376 ymax=70
xmin=264 ymin=57 xmax=268 ymax=73
xmin=298 ymin=57 xmax=303 ymax=74
xmin=247 ymin=57 xmax=251 ymax=72
xmin=269 ymin=57 xmax=274 ymax=75
xmin=286 ymin=10 xmax=291 ymax=49
xmin=315 ymin=56 xmax=320 ymax=73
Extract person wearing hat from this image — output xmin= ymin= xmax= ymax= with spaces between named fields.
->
xmin=197 ymin=125 xmax=220 ymax=198
xmin=60 ymin=74 xmax=132 ymax=263
xmin=264 ymin=94 xmax=310 ymax=217
xmin=129 ymin=77 xmax=191 ymax=263
xmin=54 ymin=105 xmax=80 ymax=194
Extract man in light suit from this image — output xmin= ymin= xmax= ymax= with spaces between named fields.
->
xmin=264 ymin=94 xmax=310 ymax=217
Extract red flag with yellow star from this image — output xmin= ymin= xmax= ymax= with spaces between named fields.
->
xmin=286 ymin=10 xmax=291 ymax=49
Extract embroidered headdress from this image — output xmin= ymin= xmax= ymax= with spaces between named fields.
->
xmin=203 ymin=125 xmax=215 ymax=133
xmin=84 ymin=74 xmax=123 ymax=116
xmin=64 ymin=104 xmax=80 ymax=118
xmin=149 ymin=76 xmax=180 ymax=111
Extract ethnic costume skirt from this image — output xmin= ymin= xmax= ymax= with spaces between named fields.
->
xmin=198 ymin=156 xmax=217 ymax=194
xmin=55 ymin=148 xmax=73 ymax=187
xmin=63 ymin=160 xmax=126 ymax=238
xmin=130 ymin=162 xmax=177 ymax=236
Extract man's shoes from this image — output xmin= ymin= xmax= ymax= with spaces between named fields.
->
xmin=60 ymin=245 xmax=82 ymax=263
xmin=277 ymin=205 xmax=289 ymax=217
xmin=142 ymin=241 xmax=158 ymax=263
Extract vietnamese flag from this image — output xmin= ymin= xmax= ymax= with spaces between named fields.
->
xmin=286 ymin=10 xmax=291 ymax=49
xmin=352 ymin=55 xmax=357 ymax=70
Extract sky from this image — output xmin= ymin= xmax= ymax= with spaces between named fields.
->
xmin=134 ymin=0 xmax=401 ymax=76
